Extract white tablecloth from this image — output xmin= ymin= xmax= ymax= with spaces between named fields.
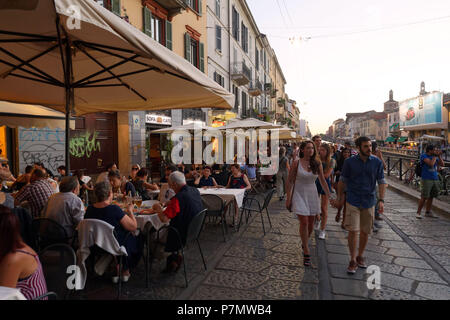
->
xmin=136 ymin=214 xmax=168 ymax=231
xmin=199 ymin=188 xmax=247 ymax=208
xmin=0 ymin=286 xmax=27 ymax=300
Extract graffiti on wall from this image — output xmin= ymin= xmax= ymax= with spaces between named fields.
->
xmin=69 ymin=131 xmax=101 ymax=158
xmin=19 ymin=127 xmax=65 ymax=174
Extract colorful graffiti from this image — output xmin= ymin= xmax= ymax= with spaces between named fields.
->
xmin=69 ymin=131 xmax=101 ymax=158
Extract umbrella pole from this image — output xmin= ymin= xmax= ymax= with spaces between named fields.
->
xmin=64 ymin=42 xmax=73 ymax=173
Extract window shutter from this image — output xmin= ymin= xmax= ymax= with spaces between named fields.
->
xmin=184 ymin=33 xmax=191 ymax=62
xmin=216 ymin=25 xmax=222 ymax=51
xmin=165 ymin=20 xmax=172 ymax=50
xmin=199 ymin=42 xmax=205 ymax=72
xmin=198 ymin=0 xmax=202 ymax=16
xmin=112 ymin=0 xmax=121 ymax=15
xmin=143 ymin=7 xmax=152 ymax=37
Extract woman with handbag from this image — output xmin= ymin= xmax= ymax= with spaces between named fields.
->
xmin=286 ymin=141 xmax=331 ymax=266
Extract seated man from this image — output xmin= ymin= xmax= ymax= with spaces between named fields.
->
xmin=14 ymin=168 xmax=54 ymax=218
xmin=151 ymin=171 xmax=204 ymax=273
xmin=42 ymin=176 xmax=85 ymax=239
xmin=194 ymin=166 xmax=218 ymax=188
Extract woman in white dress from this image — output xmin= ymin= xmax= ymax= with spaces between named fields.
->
xmin=286 ymin=141 xmax=331 ymax=266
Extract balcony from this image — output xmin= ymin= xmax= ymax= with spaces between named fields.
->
xmin=248 ymin=80 xmax=263 ymax=96
xmin=277 ymin=98 xmax=286 ymax=107
xmin=155 ymin=0 xmax=187 ymax=17
xmin=231 ymin=62 xmax=251 ymax=86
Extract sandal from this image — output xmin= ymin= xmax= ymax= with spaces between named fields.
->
xmin=335 ymin=213 xmax=341 ymax=222
xmin=303 ymin=254 xmax=311 ymax=267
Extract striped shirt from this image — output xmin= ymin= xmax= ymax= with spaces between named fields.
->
xmin=16 ymin=250 xmax=48 ymax=300
xmin=15 ymin=179 xmax=54 ymax=217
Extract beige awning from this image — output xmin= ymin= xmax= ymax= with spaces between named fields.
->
xmin=0 ymin=101 xmax=75 ymax=129
xmin=151 ymin=123 xmax=216 ymax=133
xmin=219 ymin=118 xmax=283 ymax=130
xmin=0 ymin=0 xmax=234 ymax=115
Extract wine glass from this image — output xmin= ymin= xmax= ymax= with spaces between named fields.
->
xmin=134 ymin=194 xmax=142 ymax=209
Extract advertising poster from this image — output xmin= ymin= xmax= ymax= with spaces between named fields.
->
xmin=399 ymin=92 xmax=447 ymax=129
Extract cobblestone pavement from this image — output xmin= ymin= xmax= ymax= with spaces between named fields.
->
xmin=73 ymin=189 xmax=449 ymax=300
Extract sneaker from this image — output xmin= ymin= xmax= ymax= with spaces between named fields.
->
xmin=111 ymin=276 xmax=119 ymax=284
xmin=318 ymin=230 xmax=326 ymax=240
xmin=416 ymin=214 xmax=423 ymax=220
xmin=122 ymin=274 xmax=130 ymax=283
xmin=374 ymin=221 xmax=382 ymax=230
xmin=347 ymin=260 xmax=358 ymax=274
xmin=425 ymin=212 xmax=438 ymax=219
xmin=356 ymin=256 xmax=367 ymax=269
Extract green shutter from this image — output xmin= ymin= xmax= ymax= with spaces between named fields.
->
xmin=165 ymin=20 xmax=172 ymax=50
xmin=184 ymin=33 xmax=191 ymax=62
xmin=143 ymin=7 xmax=152 ymax=37
xmin=112 ymin=0 xmax=121 ymax=15
xmin=198 ymin=0 xmax=202 ymax=16
xmin=200 ymin=42 xmax=205 ymax=72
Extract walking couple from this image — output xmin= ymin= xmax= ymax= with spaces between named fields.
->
xmin=286 ymin=137 xmax=386 ymax=274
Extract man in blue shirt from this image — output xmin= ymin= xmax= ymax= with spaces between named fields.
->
xmin=332 ymin=137 xmax=387 ymax=274
xmin=416 ymin=144 xmax=444 ymax=219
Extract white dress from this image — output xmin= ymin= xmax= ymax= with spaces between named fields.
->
xmin=291 ymin=162 xmax=320 ymax=217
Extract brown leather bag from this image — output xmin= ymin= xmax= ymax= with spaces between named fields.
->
xmin=286 ymin=159 xmax=299 ymax=212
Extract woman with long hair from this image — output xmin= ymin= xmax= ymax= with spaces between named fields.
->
xmin=286 ymin=141 xmax=331 ymax=266
xmin=315 ymin=143 xmax=336 ymax=240
xmin=0 ymin=205 xmax=48 ymax=300
xmin=334 ymin=148 xmax=352 ymax=228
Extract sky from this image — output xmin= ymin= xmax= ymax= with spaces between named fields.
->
xmin=246 ymin=0 xmax=450 ymax=135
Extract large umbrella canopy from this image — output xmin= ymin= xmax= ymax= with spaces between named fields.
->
xmin=219 ymin=118 xmax=283 ymax=130
xmin=0 ymin=0 xmax=234 ymax=114
xmin=151 ymin=122 xmax=216 ymax=134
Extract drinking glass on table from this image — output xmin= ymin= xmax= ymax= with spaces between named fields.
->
xmin=134 ymin=194 xmax=142 ymax=209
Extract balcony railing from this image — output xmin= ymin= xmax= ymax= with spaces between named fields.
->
xmin=231 ymin=62 xmax=251 ymax=86
xmin=248 ymin=80 xmax=263 ymax=96
xmin=157 ymin=0 xmax=187 ymax=17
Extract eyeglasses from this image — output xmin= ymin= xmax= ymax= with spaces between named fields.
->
xmin=132 ymin=167 xmax=139 ymax=170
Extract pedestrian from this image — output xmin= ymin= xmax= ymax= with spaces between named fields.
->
xmin=371 ymin=142 xmax=387 ymax=232
xmin=344 ymin=141 xmax=357 ymax=156
xmin=416 ymin=145 xmax=444 ymax=219
xmin=331 ymin=137 xmax=387 ymax=274
xmin=277 ymin=147 xmax=290 ymax=201
xmin=286 ymin=141 xmax=330 ymax=267
xmin=334 ymin=148 xmax=351 ymax=228
xmin=315 ymin=143 xmax=336 ymax=239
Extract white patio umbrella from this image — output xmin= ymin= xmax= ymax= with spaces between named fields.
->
xmin=218 ymin=118 xmax=283 ymax=130
xmin=151 ymin=123 xmax=216 ymax=134
xmin=0 ymin=0 xmax=234 ymax=170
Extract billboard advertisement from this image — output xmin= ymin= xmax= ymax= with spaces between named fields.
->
xmin=399 ymin=92 xmax=448 ymax=130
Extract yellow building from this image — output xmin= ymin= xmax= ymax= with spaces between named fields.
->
xmin=269 ymin=50 xmax=287 ymax=124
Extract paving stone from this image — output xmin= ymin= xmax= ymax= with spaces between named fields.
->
xmin=328 ymin=263 xmax=370 ymax=281
xmin=216 ymin=257 xmax=272 ymax=273
xmin=323 ymin=237 xmax=347 ymax=246
xmin=394 ymin=257 xmax=433 ymax=270
xmin=334 ymin=295 xmax=368 ymax=300
xmin=270 ymin=234 xmax=303 ymax=244
xmin=326 ymin=231 xmax=348 ymax=239
xmin=386 ymin=248 xmax=421 ymax=259
xmin=429 ymin=254 xmax=450 ymax=266
xmin=271 ymin=242 xmax=303 ymax=255
xmin=263 ymin=251 xmax=307 ymax=267
xmin=379 ymin=273 xmax=415 ymax=292
xmin=415 ymin=283 xmax=450 ymax=300
xmin=364 ymin=252 xmax=395 ymax=264
xmin=189 ymin=285 xmax=263 ymax=300
xmin=330 ymin=278 xmax=369 ymax=298
xmin=369 ymin=287 xmax=425 ymax=300
xmin=256 ymin=280 xmax=318 ymax=300
xmin=401 ymin=267 xmax=447 ymax=284
xmin=372 ymin=232 xmax=403 ymax=241
xmin=327 ymin=253 xmax=351 ymax=265
xmin=375 ymin=262 xmax=404 ymax=275
xmin=203 ymin=270 xmax=269 ymax=290
xmin=260 ymin=265 xmax=319 ymax=284
xmin=224 ymin=245 xmax=270 ymax=260
xmin=381 ymin=241 xmax=412 ymax=250
xmin=237 ymin=237 xmax=281 ymax=250
xmin=325 ymin=244 xmax=349 ymax=255
xmin=364 ymin=244 xmax=389 ymax=254
xmin=410 ymin=237 xmax=447 ymax=246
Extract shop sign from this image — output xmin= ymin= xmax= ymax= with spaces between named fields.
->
xmin=146 ymin=114 xmax=172 ymax=126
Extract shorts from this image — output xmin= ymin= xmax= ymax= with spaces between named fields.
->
xmin=344 ymin=203 xmax=375 ymax=235
xmin=421 ymin=179 xmax=440 ymax=199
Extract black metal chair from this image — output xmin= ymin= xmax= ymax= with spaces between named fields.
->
xmin=201 ymin=194 xmax=227 ymax=242
xmin=238 ymin=188 xmax=276 ymax=235
xmin=39 ymin=243 xmax=77 ymax=300
xmin=31 ymin=218 xmax=70 ymax=252
xmin=151 ymin=209 xmax=208 ymax=288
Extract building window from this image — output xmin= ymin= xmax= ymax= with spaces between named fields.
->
xmin=233 ymin=85 xmax=240 ymax=111
xmin=186 ymin=0 xmax=202 ymax=15
xmin=241 ymin=23 xmax=248 ymax=53
xmin=214 ymin=71 xmax=225 ymax=87
xmin=143 ymin=5 xmax=172 ymax=50
xmin=242 ymin=91 xmax=248 ymax=115
xmin=255 ymin=49 xmax=259 ymax=71
xmin=215 ymin=0 xmax=220 ymax=18
xmin=97 ymin=0 xmax=121 ymax=16
xmin=215 ymin=25 xmax=222 ymax=52
xmin=185 ymin=32 xmax=205 ymax=72
xmin=232 ymin=6 xmax=239 ymax=41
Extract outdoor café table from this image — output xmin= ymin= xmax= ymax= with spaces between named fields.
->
xmin=198 ymin=188 xmax=246 ymax=208
xmin=147 ymin=190 xmax=160 ymax=200
xmin=0 ymin=286 xmax=27 ymax=300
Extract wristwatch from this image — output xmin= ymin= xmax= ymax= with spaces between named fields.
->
xmin=377 ymin=199 xmax=385 ymax=203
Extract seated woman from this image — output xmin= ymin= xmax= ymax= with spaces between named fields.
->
xmin=194 ymin=166 xmax=218 ymax=188
xmin=11 ymin=165 xmax=33 ymax=192
xmin=128 ymin=164 xmax=140 ymax=181
xmin=108 ymin=170 xmax=136 ymax=197
xmin=0 ymin=205 xmax=48 ymax=300
xmin=132 ymin=168 xmax=159 ymax=201
xmin=84 ymin=181 xmax=141 ymax=283
xmin=226 ymin=164 xmax=252 ymax=190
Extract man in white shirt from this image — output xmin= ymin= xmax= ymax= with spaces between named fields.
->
xmin=42 ymin=176 xmax=85 ymax=238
